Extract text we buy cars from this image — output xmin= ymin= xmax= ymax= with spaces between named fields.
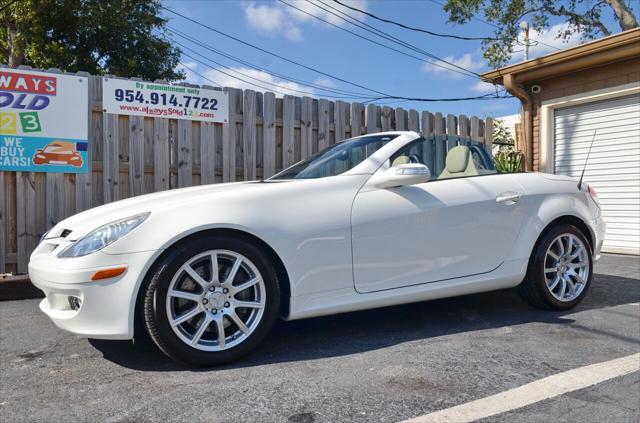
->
xmin=0 ymin=68 xmax=89 ymax=173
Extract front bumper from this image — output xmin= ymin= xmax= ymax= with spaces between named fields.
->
xmin=29 ymin=244 xmax=157 ymax=340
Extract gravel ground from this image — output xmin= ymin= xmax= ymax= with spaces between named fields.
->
xmin=1 ymin=254 xmax=638 ymax=422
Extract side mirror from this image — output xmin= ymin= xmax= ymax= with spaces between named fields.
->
xmin=373 ymin=163 xmax=431 ymax=189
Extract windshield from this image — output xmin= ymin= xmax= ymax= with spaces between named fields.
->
xmin=270 ymin=134 xmax=400 ymax=180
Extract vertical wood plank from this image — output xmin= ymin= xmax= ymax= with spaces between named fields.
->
xmin=177 ymin=119 xmax=193 ymax=187
xmin=395 ymin=107 xmax=408 ymax=130
xmin=366 ymin=104 xmax=379 ymax=134
xmin=103 ymin=113 xmax=120 ymax=202
xmin=408 ymin=109 xmax=419 ymax=132
xmin=45 ymin=174 xmax=64 ymax=229
xmin=301 ymin=97 xmax=314 ymax=159
xmin=75 ymin=72 xmax=95 ymax=212
xmin=446 ymin=114 xmax=458 ymax=150
xmin=153 ymin=118 xmax=169 ymax=191
xmin=318 ymin=99 xmax=331 ymax=151
xmin=16 ymin=172 xmax=36 ymax=273
xmin=263 ymin=92 xmax=276 ymax=178
xmin=381 ymin=106 xmax=393 ymax=131
xmin=201 ymin=122 xmax=216 ymax=184
xmin=434 ymin=112 xmax=445 ymax=175
xmin=334 ymin=101 xmax=348 ymax=143
xmin=223 ymin=88 xmax=239 ymax=182
xmin=484 ymin=117 xmax=494 ymax=151
xmin=129 ymin=115 xmax=145 ymax=196
xmin=459 ymin=114 xmax=470 ymax=144
xmin=421 ymin=111 xmax=435 ymax=172
xmin=470 ymin=116 xmax=480 ymax=143
xmin=282 ymin=95 xmax=295 ymax=168
xmin=243 ymin=90 xmax=257 ymax=180
xmin=350 ymin=102 xmax=364 ymax=137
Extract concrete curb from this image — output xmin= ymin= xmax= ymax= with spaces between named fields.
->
xmin=0 ymin=275 xmax=44 ymax=301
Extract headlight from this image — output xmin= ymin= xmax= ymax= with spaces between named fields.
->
xmin=58 ymin=212 xmax=150 ymax=258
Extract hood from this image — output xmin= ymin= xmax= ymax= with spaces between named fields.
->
xmin=47 ymin=181 xmax=268 ymax=241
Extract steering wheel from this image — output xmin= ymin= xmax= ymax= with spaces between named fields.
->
xmin=409 ymin=154 xmax=422 ymax=164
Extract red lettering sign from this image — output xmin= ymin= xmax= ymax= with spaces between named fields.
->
xmin=0 ymin=71 xmax=57 ymax=95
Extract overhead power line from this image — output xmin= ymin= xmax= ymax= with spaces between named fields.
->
xmin=167 ymin=26 xmax=374 ymax=98
xmin=279 ymin=0 xmax=481 ymax=80
xmin=426 ymin=0 xmax=561 ymax=52
xmin=162 ymin=5 xmax=391 ymax=97
xmin=173 ymin=38 xmax=375 ymax=100
xmin=332 ymin=0 xmax=499 ymax=41
xmin=163 ymin=6 xmax=511 ymax=102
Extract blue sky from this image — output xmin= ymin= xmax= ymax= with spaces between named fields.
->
xmin=162 ymin=0 xmax=633 ymax=118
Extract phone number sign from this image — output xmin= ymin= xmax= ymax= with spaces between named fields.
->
xmin=102 ymin=79 xmax=228 ymax=123
xmin=0 ymin=68 xmax=89 ymax=173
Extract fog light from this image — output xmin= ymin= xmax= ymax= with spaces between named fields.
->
xmin=68 ymin=296 xmax=82 ymax=310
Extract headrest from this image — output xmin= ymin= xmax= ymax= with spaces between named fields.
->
xmin=391 ymin=155 xmax=410 ymax=167
xmin=445 ymin=146 xmax=470 ymax=173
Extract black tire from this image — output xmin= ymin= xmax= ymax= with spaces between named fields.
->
xmin=519 ymin=224 xmax=593 ymax=310
xmin=142 ymin=234 xmax=280 ymax=367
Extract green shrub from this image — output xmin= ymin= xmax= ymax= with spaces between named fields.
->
xmin=494 ymin=149 xmax=524 ymax=173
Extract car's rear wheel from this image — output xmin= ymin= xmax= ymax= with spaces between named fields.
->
xmin=519 ymin=224 xmax=593 ymax=310
xmin=142 ymin=234 xmax=280 ymax=366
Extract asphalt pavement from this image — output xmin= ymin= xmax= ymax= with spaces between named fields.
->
xmin=1 ymin=254 xmax=638 ymax=422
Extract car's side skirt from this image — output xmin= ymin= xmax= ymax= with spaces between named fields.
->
xmin=285 ymin=258 xmax=528 ymax=321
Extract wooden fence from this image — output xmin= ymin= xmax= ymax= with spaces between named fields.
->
xmin=0 ymin=68 xmax=493 ymax=273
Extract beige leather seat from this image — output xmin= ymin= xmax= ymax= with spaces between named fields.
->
xmin=438 ymin=146 xmax=479 ymax=179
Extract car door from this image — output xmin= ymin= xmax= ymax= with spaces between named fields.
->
xmin=351 ymin=172 xmax=526 ymax=294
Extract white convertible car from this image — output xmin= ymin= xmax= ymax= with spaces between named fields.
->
xmin=29 ymin=131 xmax=605 ymax=366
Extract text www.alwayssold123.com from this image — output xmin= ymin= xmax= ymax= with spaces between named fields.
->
xmin=118 ymin=104 xmax=217 ymax=119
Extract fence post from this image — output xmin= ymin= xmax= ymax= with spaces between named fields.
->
xmin=243 ymin=90 xmax=257 ymax=180
xmin=484 ymin=117 xmax=494 ymax=152
xmin=301 ymin=96 xmax=314 ymax=159
xmin=434 ymin=112 xmax=445 ymax=175
xmin=318 ymin=99 xmax=331 ymax=151
xmin=282 ymin=95 xmax=295 ymax=168
xmin=262 ymin=92 xmax=276 ymax=178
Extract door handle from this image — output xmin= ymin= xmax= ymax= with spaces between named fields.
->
xmin=496 ymin=192 xmax=520 ymax=204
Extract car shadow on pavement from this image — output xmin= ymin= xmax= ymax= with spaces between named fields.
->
xmin=89 ymin=271 xmax=640 ymax=372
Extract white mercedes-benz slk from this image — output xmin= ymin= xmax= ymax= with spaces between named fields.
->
xmin=29 ymin=131 xmax=605 ymax=366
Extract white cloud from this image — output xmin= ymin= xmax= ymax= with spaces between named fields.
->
xmin=470 ymin=80 xmax=496 ymax=93
xmin=421 ymin=53 xmax=485 ymax=79
xmin=244 ymin=2 xmax=303 ymax=41
xmin=512 ymin=22 xmax=585 ymax=61
xmin=202 ymin=67 xmax=313 ymax=97
xmin=175 ymin=61 xmax=202 ymax=84
xmin=313 ymin=77 xmax=336 ymax=89
xmin=243 ymin=0 xmax=369 ymax=41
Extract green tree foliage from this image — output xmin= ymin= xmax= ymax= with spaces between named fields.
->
xmin=492 ymin=119 xmax=524 ymax=173
xmin=443 ymin=0 xmax=639 ymax=68
xmin=1 ymin=0 xmax=184 ymax=81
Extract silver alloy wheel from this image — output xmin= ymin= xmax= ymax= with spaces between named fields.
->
xmin=543 ymin=234 xmax=589 ymax=302
xmin=166 ymin=250 xmax=266 ymax=351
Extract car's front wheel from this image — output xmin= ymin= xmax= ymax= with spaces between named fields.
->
xmin=519 ymin=224 xmax=593 ymax=310
xmin=142 ymin=234 xmax=280 ymax=366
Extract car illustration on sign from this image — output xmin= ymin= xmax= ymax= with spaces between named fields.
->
xmin=28 ymin=131 xmax=606 ymax=366
xmin=33 ymin=141 xmax=83 ymax=167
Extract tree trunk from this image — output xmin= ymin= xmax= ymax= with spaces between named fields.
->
xmin=7 ymin=28 xmax=24 ymax=68
xmin=607 ymin=0 xmax=639 ymax=31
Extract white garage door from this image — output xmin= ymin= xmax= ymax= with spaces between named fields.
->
xmin=554 ymin=93 xmax=640 ymax=255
